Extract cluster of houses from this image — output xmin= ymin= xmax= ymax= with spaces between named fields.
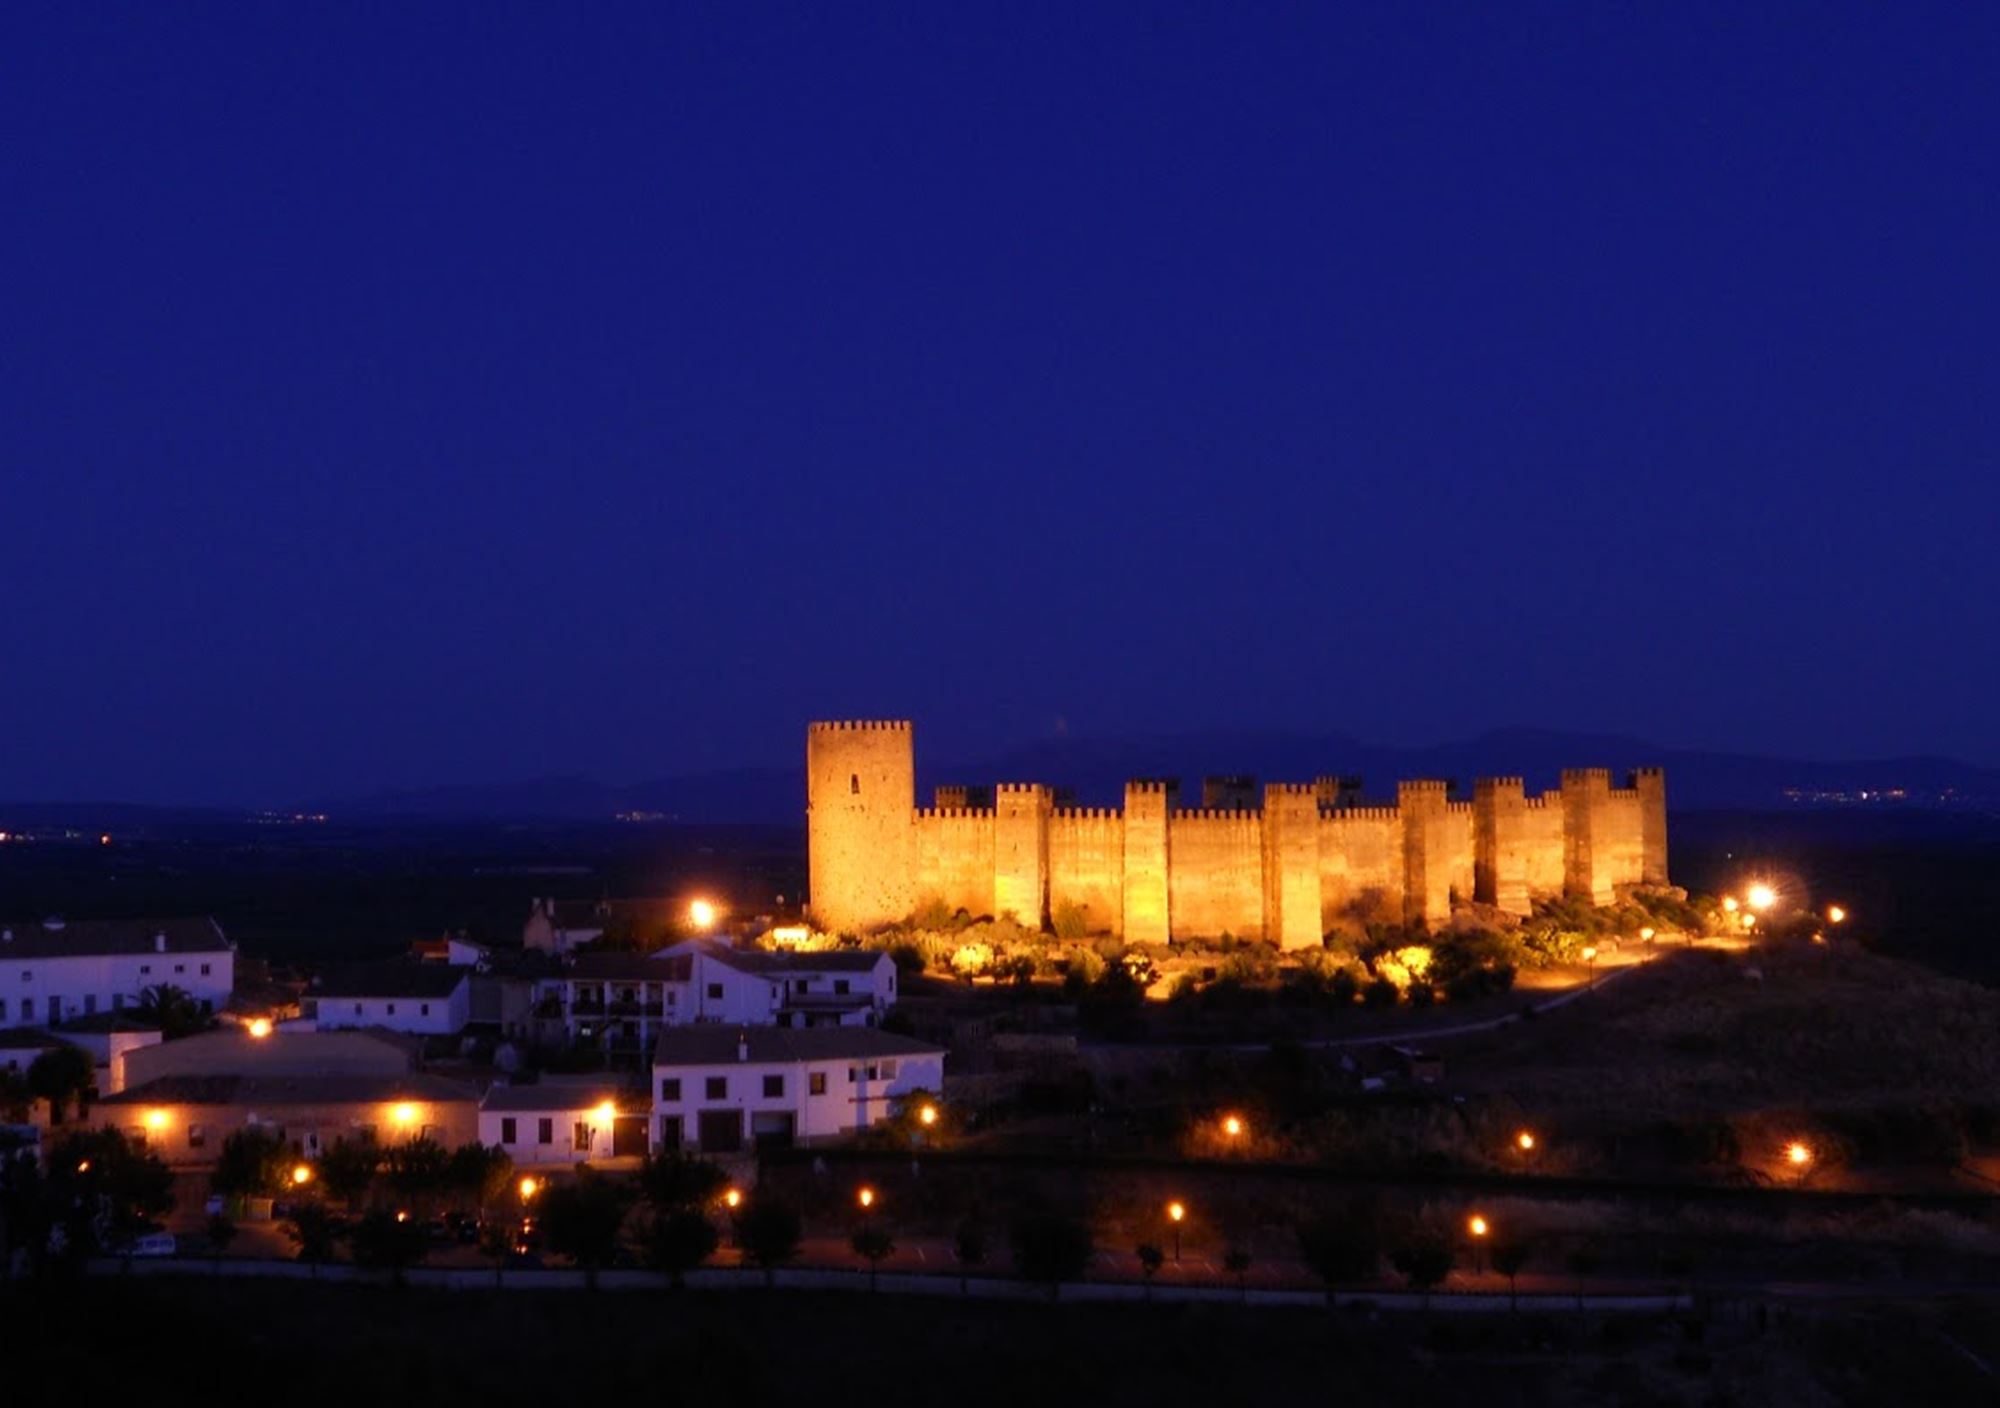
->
xmin=4 ymin=904 xmax=943 ymax=1171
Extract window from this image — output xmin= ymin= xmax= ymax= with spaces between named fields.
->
xmin=809 ymin=1071 xmax=827 ymax=1096
xmin=200 ymin=963 xmax=211 ymax=977
xmin=419 ymin=1004 xmax=430 ymax=1017
xmin=188 ymin=1124 xmax=207 ymax=1150
xmin=501 ymin=1117 xmax=518 ymax=1144
xmin=139 ymin=965 xmax=151 ymax=976
xmin=660 ymin=1077 xmax=682 ymax=1101
xmin=537 ymin=1117 xmax=553 ymax=1145
xmin=19 ymin=970 xmax=29 ymax=981
xmin=666 ymin=990 xmax=677 ymax=1006
xmin=850 ymin=773 xmax=859 ymax=795
xmin=705 ymin=1076 xmax=727 ymax=1099
xmin=19 ymin=998 xmax=31 ymax=1020
xmin=353 ymin=1003 xmax=363 ymax=1015
xmin=173 ymin=964 xmax=185 ymax=975
xmin=880 ymin=1059 xmax=898 ymax=1079
xmin=706 ymin=983 xmax=723 ymax=1000
xmin=574 ymin=1121 xmax=594 ymax=1152
xmin=762 ymin=1074 xmax=784 ymax=1098
xmin=834 ymin=979 xmax=850 ymax=995
xmin=112 ymin=993 xmax=123 ymax=1011
xmin=83 ymin=995 xmax=96 ymax=1015
xmin=0 ymin=999 xmax=6 ymax=1021
xmin=386 ymin=1003 xmax=397 ymax=1016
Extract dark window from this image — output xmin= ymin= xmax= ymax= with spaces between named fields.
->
xmin=386 ymin=1003 xmax=397 ymax=1016
xmin=809 ymin=1071 xmax=827 ymax=1096
xmin=139 ymin=965 xmax=150 ymax=976
xmin=762 ymin=1074 xmax=783 ymax=1098
xmin=537 ymin=1117 xmax=553 ymax=1145
xmin=173 ymin=964 xmax=185 ymax=975
xmin=834 ymin=979 xmax=850 ymax=995
xmin=83 ymin=995 xmax=96 ymax=1015
xmin=19 ymin=998 xmax=31 ymax=1020
xmin=850 ymin=773 xmax=859 ymax=795
xmin=501 ymin=1117 xmax=517 ymax=1143
xmin=353 ymin=1003 xmax=363 ymax=1015
xmin=188 ymin=1125 xmax=207 ymax=1150
xmin=419 ymin=1003 xmax=430 ymax=1017
xmin=657 ymin=1114 xmax=683 ymax=1151
xmin=660 ymin=1078 xmax=682 ymax=1101
xmin=705 ymin=1076 xmax=727 ymax=1099
xmin=200 ymin=963 xmax=211 ymax=976
xmin=706 ymin=983 xmax=723 ymax=1000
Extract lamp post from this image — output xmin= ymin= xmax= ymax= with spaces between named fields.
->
xmin=1467 ymin=1213 xmax=1490 ymax=1275
xmin=1166 ymin=1200 xmax=1186 ymax=1263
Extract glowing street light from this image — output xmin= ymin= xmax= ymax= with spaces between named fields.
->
xmin=1639 ymin=927 xmax=1655 ymax=943
xmin=390 ymin=1102 xmax=419 ymax=1128
xmin=1222 ymin=1114 xmax=1245 ymax=1140
xmin=1785 ymin=1141 xmax=1813 ymax=1168
xmin=246 ymin=1017 xmax=273 ymax=1039
xmin=76 ymin=1159 xmax=91 ymax=1174
xmin=918 ymin=1102 xmax=939 ymax=1128
xmin=1722 ymin=896 xmax=1739 ymax=914
xmin=722 ymin=1187 xmax=742 ymax=1210
xmin=1746 ymin=883 xmax=1777 ymax=913
xmin=593 ymin=1100 xmax=617 ymax=1126
xmin=857 ymin=1185 xmax=876 ymax=1210
xmin=144 ymin=1109 xmax=168 ymax=1132
xmin=1167 ymin=1199 xmax=1186 ymax=1262
xmin=291 ymin=1163 xmax=313 ymax=1186
xmin=1468 ymin=1213 xmax=1489 ymax=1239
xmin=1515 ymin=1130 xmax=1536 ymax=1153
xmin=518 ymin=1176 xmax=541 ymax=1201
xmin=689 ymin=899 xmax=718 ymax=931
xmin=1828 ymin=905 xmax=1847 ymax=925
xmin=1740 ymin=912 xmax=1757 ymax=931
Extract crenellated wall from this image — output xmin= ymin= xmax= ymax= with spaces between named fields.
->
xmin=808 ymin=721 xmax=1670 ymax=945
xmin=1168 ymin=808 xmax=1266 ymax=939
xmin=1049 ymin=807 xmax=1124 ymax=935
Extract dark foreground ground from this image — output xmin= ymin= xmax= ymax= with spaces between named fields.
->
xmin=6 ymin=1277 xmax=1996 ymax=1407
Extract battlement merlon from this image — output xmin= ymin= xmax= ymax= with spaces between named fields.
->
xmin=1473 ymin=776 xmax=1526 ymax=797
xmin=1561 ymin=766 xmax=1614 ymax=789
xmin=808 ymin=719 xmax=914 ymax=734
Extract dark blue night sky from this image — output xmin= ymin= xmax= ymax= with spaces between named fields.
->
xmin=4 ymin=6 xmax=1995 ymax=804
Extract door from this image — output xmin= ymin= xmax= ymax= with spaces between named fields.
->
xmin=696 ymin=1109 xmax=743 ymax=1153
xmin=612 ymin=1113 xmax=648 ymax=1157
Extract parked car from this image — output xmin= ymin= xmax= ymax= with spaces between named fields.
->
xmin=127 ymin=1232 xmax=177 ymax=1258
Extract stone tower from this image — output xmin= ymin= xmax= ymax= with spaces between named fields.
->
xmin=806 ymin=721 xmax=915 ymax=932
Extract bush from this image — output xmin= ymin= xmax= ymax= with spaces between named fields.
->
xmin=888 ymin=942 xmax=927 ymax=975
xmin=1052 ymin=901 xmax=1094 ymax=940
xmin=1362 ymin=977 xmax=1400 ymax=1009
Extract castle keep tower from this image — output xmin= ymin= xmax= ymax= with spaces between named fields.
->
xmin=806 ymin=721 xmax=915 ymax=932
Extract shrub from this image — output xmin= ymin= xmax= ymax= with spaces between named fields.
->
xmin=1362 ymin=977 xmax=1400 ymax=1009
xmin=1052 ymin=901 xmax=1094 ymax=940
xmin=888 ymin=942 xmax=927 ymax=975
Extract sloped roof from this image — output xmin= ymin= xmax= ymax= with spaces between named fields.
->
xmin=314 ymin=964 xmax=472 ymax=1000
xmin=0 ymin=916 xmax=229 ymax=960
xmin=567 ymin=952 xmax=693 ymax=982
xmin=479 ymin=1082 xmax=650 ymax=1113
xmin=99 ymin=1071 xmax=478 ymax=1107
xmin=652 ymin=1025 xmax=942 ymax=1068
xmin=684 ymin=942 xmax=889 ymax=976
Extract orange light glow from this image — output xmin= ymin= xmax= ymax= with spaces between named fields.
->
xmin=76 ymin=1159 xmax=91 ymax=1173
xmin=1516 ymin=1130 xmax=1536 ymax=1152
xmin=1468 ymin=1214 xmax=1490 ymax=1238
xmin=1639 ymin=927 xmax=1655 ymax=942
xmin=723 ymin=1187 xmax=742 ymax=1209
xmin=1786 ymin=1141 xmax=1813 ymax=1167
xmin=390 ymin=1102 xmax=418 ymax=1126
xmin=1747 ymin=883 xmax=1777 ymax=912
xmin=246 ymin=1017 xmax=274 ymax=1039
xmin=518 ymin=1176 xmax=540 ymax=1200
xmin=857 ymin=1186 xmax=876 ymax=1209
xmin=918 ymin=1103 xmax=938 ymax=1127
xmin=593 ymin=1100 xmax=617 ymax=1125
xmin=291 ymin=1163 xmax=313 ymax=1186
xmin=1722 ymin=896 xmax=1739 ymax=913
xmin=1167 ymin=1200 xmax=1186 ymax=1224
xmin=144 ymin=1109 xmax=168 ymax=1131
xmin=1828 ymin=905 xmax=1847 ymax=924
xmin=689 ymin=899 xmax=718 ymax=930
xmin=1740 ymin=912 xmax=1757 ymax=930
xmin=1222 ymin=1114 xmax=1244 ymax=1139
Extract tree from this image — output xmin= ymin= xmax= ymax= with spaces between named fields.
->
xmin=733 ymin=1195 xmax=802 ymax=1286
xmin=538 ymin=1170 xmax=634 ymax=1288
xmin=638 ymin=1151 xmax=726 ymax=1213
xmin=851 ymin=1225 xmax=895 ymax=1291
xmin=1297 ymin=1208 xmax=1379 ymax=1301
xmin=0 ymin=1066 xmax=33 ymax=1122
xmin=206 ymin=1212 xmax=238 ymax=1269
xmin=953 ymin=1215 xmax=988 ymax=1296
xmin=478 ymin=1219 xmax=514 ymax=1285
xmin=349 ymin=1209 xmax=428 ymax=1286
xmin=1490 ymin=1237 xmax=1532 ymax=1311
xmin=1135 ymin=1242 xmax=1164 ymax=1298
xmin=26 ymin=1046 xmax=94 ymax=1124
xmin=1224 ymin=1246 xmax=1253 ymax=1300
xmin=1011 ymin=1211 xmax=1093 ymax=1299
xmin=383 ymin=1137 xmax=451 ymax=1212
xmin=643 ymin=1208 xmax=719 ymax=1288
xmin=1390 ymin=1228 xmax=1455 ymax=1309
xmin=286 ymin=1203 xmax=340 ymax=1275
xmin=316 ymin=1138 xmax=378 ymax=1210
xmin=211 ymin=1126 xmax=288 ymax=1199
xmin=445 ymin=1142 xmax=515 ymax=1213
xmin=45 ymin=1128 xmax=172 ymax=1257
xmin=135 ymin=983 xmax=208 ymax=1039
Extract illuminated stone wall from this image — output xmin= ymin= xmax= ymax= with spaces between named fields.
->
xmin=807 ymin=720 xmax=1669 ymax=945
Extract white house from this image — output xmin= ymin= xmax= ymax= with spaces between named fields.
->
xmin=0 ymin=917 xmax=235 ymax=1028
xmin=651 ymin=1026 xmax=945 ymax=1155
xmin=684 ymin=945 xmax=899 ymax=1028
xmin=478 ymin=1080 xmax=651 ymax=1165
xmin=304 ymin=965 xmax=473 ymax=1036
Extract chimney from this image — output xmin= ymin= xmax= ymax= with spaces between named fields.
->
xmin=155 ymin=932 xmax=167 ymax=953
xmin=736 ymin=1030 xmax=748 ymax=1063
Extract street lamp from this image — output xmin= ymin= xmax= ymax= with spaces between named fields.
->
xmin=1222 ymin=1113 xmax=1245 ymax=1140
xmin=1828 ymin=905 xmax=1847 ymax=925
xmin=1467 ymin=1213 xmax=1490 ymax=1274
xmin=1515 ymin=1129 xmax=1536 ymax=1154
xmin=689 ymin=899 xmax=718 ymax=931
xmin=1166 ymin=1200 xmax=1186 ymax=1263
xmin=246 ymin=1017 xmax=273 ymax=1039
xmin=722 ymin=1187 xmax=742 ymax=1210
xmin=1722 ymin=896 xmax=1739 ymax=914
xmin=918 ymin=1103 xmax=939 ymax=1128
xmin=1785 ymin=1141 xmax=1814 ymax=1183
xmin=857 ymin=1186 xmax=876 ymax=1210
xmin=291 ymin=1163 xmax=313 ymax=1187
xmin=518 ymin=1175 xmax=541 ymax=1202
xmin=1747 ymin=883 xmax=1777 ymax=913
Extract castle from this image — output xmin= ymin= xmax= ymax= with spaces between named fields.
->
xmin=806 ymin=721 xmax=1668 ymax=949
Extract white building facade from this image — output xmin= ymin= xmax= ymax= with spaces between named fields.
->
xmin=651 ymin=1026 xmax=945 ymax=1155
xmin=305 ymin=966 xmax=473 ymax=1036
xmin=478 ymin=1081 xmax=651 ymax=1165
xmin=0 ymin=917 xmax=235 ymax=1028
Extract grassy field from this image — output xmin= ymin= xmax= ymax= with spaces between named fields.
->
xmin=5 ymin=1276 xmax=1995 ymax=1407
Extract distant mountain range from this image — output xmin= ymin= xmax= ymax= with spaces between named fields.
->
xmin=302 ymin=727 xmax=2000 ymax=823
